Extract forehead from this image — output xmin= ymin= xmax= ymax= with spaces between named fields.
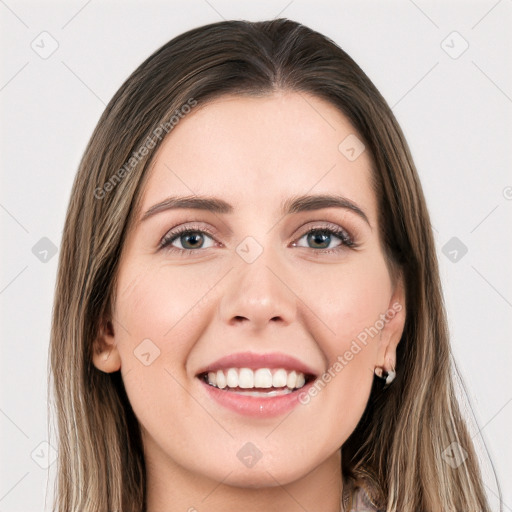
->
xmin=140 ymin=91 xmax=376 ymax=222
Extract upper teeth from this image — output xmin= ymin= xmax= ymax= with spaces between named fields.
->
xmin=206 ymin=368 xmax=307 ymax=390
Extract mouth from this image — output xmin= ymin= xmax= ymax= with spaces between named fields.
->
xmin=195 ymin=352 xmax=320 ymax=417
xmin=197 ymin=367 xmax=317 ymax=397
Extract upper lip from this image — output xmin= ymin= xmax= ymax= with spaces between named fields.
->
xmin=195 ymin=351 xmax=320 ymax=377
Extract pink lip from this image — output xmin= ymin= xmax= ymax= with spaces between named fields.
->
xmin=199 ymin=378 xmax=316 ymax=418
xmin=195 ymin=351 xmax=319 ymax=376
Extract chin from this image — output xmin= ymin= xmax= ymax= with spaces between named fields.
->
xmin=220 ymin=467 xmax=302 ymax=489
xmin=196 ymin=451 xmax=316 ymax=489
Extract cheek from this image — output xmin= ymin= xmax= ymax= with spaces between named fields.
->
xmin=295 ymin=252 xmax=391 ymax=432
xmin=115 ymin=261 xmax=215 ymax=354
xmin=113 ymin=263 xmax=216 ymax=419
xmin=303 ymin=250 xmax=392 ymax=352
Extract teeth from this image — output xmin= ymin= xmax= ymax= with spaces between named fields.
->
xmin=254 ymin=368 xmax=273 ymax=388
xmin=226 ymin=368 xmax=238 ymax=388
xmin=272 ymin=368 xmax=288 ymax=388
xmin=216 ymin=370 xmax=226 ymax=389
xmin=231 ymin=388 xmax=293 ymax=397
xmin=239 ymin=368 xmax=254 ymax=388
xmin=286 ymin=370 xmax=297 ymax=389
xmin=204 ymin=368 xmax=308 ymax=391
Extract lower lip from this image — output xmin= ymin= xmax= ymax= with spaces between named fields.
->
xmin=199 ymin=378 xmax=316 ymax=418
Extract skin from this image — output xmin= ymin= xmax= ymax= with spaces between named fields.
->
xmin=92 ymin=91 xmax=406 ymax=512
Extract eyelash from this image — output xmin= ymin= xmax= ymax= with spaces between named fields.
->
xmin=159 ymin=222 xmax=358 ymax=256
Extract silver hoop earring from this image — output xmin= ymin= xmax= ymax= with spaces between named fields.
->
xmin=374 ymin=366 xmax=396 ymax=387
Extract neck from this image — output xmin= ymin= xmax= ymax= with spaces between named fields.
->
xmin=144 ymin=442 xmax=344 ymax=512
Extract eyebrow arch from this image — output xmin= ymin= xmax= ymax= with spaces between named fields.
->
xmin=140 ymin=193 xmax=371 ymax=228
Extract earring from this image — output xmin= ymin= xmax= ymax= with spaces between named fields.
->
xmin=374 ymin=365 xmax=396 ymax=387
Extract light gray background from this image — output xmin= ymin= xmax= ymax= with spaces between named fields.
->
xmin=1 ymin=1 xmax=511 ymax=510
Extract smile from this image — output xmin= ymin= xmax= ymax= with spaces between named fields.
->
xmin=195 ymin=352 xmax=319 ymax=417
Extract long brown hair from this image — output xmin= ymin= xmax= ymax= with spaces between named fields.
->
xmin=48 ymin=18 xmax=496 ymax=511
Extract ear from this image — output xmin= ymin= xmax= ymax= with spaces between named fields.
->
xmin=91 ymin=317 xmax=122 ymax=373
xmin=375 ymin=271 xmax=406 ymax=373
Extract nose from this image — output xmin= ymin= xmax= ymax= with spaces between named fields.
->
xmin=219 ymin=249 xmax=297 ymax=332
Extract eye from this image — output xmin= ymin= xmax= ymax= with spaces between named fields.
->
xmin=159 ymin=225 xmax=217 ymax=254
xmin=159 ymin=222 xmax=358 ymax=256
xmin=292 ymin=224 xmax=357 ymax=253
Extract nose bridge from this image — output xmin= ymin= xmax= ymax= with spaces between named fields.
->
xmin=219 ymin=236 xmax=296 ymax=329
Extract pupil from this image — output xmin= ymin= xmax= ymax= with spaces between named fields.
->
xmin=309 ymin=232 xmax=329 ymax=249
xmin=183 ymin=233 xmax=203 ymax=248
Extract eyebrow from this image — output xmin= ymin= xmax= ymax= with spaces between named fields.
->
xmin=140 ymin=193 xmax=371 ymax=228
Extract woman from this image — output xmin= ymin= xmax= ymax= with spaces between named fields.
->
xmin=48 ymin=18 xmax=495 ymax=511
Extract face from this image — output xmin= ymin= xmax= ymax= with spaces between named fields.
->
xmin=93 ymin=91 xmax=405 ymax=490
